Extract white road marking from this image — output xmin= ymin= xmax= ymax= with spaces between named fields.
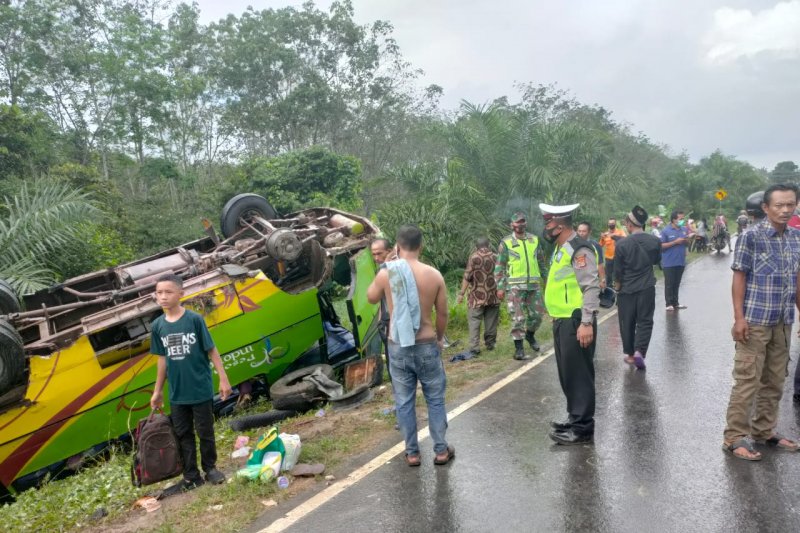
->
xmin=260 ymin=310 xmax=618 ymax=533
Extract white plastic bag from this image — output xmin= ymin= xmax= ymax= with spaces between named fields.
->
xmin=279 ymin=433 xmax=302 ymax=471
xmin=231 ymin=446 xmax=250 ymax=459
xmin=259 ymin=451 xmax=282 ymax=482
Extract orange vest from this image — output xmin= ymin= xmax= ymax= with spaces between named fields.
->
xmin=599 ymin=228 xmax=626 ymax=259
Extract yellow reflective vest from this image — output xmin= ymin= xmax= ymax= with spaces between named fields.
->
xmin=544 ymin=240 xmax=586 ymax=318
xmin=502 ymin=234 xmax=542 ymax=286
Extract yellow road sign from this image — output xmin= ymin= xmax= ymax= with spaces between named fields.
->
xmin=715 ymin=189 xmax=728 ymax=201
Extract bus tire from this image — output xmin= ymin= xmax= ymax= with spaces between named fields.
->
xmin=0 ymin=280 xmax=20 ymax=315
xmin=269 ymin=364 xmax=334 ymax=412
xmin=220 ymin=194 xmax=278 ymax=238
xmin=0 ymin=320 xmax=25 ymax=395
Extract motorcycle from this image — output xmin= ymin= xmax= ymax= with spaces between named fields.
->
xmin=711 ymin=232 xmax=727 ymax=253
xmin=711 ymin=223 xmax=731 ymax=253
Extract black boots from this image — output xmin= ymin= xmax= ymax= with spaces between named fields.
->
xmin=525 ymin=331 xmax=540 ymax=352
xmin=513 ymin=339 xmax=530 ymax=360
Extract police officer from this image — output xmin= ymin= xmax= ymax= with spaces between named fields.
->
xmin=495 ymin=211 xmax=547 ymax=360
xmin=540 ymin=203 xmax=601 ymax=445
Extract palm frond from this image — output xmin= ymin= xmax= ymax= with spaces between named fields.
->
xmin=0 ymin=257 xmax=54 ymax=295
xmin=0 ymin=181 xmax=98 ymax=293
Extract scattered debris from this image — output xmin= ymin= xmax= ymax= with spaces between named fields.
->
xmin=237 ymin=427 xmax=284 ymax=482
xmin=134 ymin=497 xmax=162 ymax=513
xmin=303 ymin=367 xmax=344 ymax=399
xmin=231 ymin=446 xmax=251 ymax=459
xmin=209 ymin=504 xmax=224 ymax=511
xmin=290 ymin=463 xmax=325 ymax=477
xmin=442 ymin=335 xmax=458 ymax=348
xmin=279 ymin=433 xmax=302 ymax=471
xmin=315 ymin=409 xmax=326 ymax=417
xmin=277 ymin=476 xmax=290 ymax=489
xmin=330 ymin=385 xmax=373 ymax=411
xmin=324 ymin=475 xmax=335 ymax=481
xmin=449 ymin=350 xmax=477 ymax=362
xmin=344 ymin=356 xmax=381 ymax=389
xmin=234 ymin=436 xmax=250 ymax=449
xmin=381 ymin=406 xmax=396 ymax=416
xmin=261 ymin=499 xmax=278 ymax=507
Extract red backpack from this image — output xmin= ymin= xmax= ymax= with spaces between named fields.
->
xmin=131 ymin=410 xmax=183 ymax=486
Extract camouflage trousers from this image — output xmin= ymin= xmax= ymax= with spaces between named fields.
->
xmin=506 ymin=286 xmax=544 ymax=341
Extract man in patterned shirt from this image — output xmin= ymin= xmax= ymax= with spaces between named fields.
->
xmin=722 ymin=183 xmax=800 ymax=461
xmin=495 ymin=212 xmax=548 ymax=360
xmin=457 ymin=237 xmax=500 ymax=355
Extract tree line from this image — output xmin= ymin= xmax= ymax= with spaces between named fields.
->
xmin=0 ymin=0 xmax=794 ymax=292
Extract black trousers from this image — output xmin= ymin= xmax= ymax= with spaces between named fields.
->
xmin=171 ymin=400 xmax=217 ymax=481
xmin=604 ymin=258 xmax=615 ymax=287
xmin=553 ymin=314 xmax=597 ymax=435
xmin=663 ymin=266 xmax=685 ymax=306
xmin=617 ymin=286 xmax=656 ymax=356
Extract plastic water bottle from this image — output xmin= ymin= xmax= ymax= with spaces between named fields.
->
xmin=277 ymin=476 xmax=290 ymax=490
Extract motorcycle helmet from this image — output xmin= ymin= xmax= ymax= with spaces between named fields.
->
xmin=746 ymin=191 xmax=765 ymax=219
xmin=599 ymin=287 xmax=617 ymax=309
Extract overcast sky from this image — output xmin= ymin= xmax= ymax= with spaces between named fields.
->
xmin=195 ymin=0 xmax=800 ymax=170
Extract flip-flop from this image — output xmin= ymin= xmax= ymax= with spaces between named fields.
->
xmin=764 ymin=434 xmax=800 ymax=451
xmin=722 ymin=437 xmax=762 ymax=461
xmin=404 ymin=453 xmax=421 ymax=467
xmin=633 ymin=353 xmax=646 ymax=370
xmin=433 ymin=445 xmax=455 ymax=465
xmin=290 ymin=463 xmax=326 ymax=477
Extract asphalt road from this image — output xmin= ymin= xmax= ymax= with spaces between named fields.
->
xmin=251 ymin=251 xmax=800 ymax=533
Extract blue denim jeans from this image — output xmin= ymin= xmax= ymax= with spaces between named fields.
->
xmin=388 ymin=340 xmax=449 ymax=455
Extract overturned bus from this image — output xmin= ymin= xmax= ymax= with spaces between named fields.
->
xmin=0 ymin=194 xmax=382 ymax=497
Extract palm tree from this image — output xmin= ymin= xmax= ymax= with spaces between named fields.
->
xmin=450 ymin=101 xmax=634 ymax=220
xmin=0 ymin=181 xmax=97 ymax=295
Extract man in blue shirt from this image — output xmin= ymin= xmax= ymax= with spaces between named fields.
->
xmin=722 ymin=184 xmax=800 ymax=460
xmin=660 ymin=211 xmax=690 ymax=311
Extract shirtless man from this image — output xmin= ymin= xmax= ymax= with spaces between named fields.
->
xmin=367 ymin=224 xmax=454 ymax=467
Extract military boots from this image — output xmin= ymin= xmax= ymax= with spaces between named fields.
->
xmin=513 ymin=339 xmax=530 ymax=360
xmin=525 ymin=331 xmax=540 ymax=352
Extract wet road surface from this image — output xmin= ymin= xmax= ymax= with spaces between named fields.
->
xmin=252 ymin=252 xmax=800 ymax=533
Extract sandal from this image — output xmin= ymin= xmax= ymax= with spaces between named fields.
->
xmin=763 ymin=433 xmax=800 ymax=451
xmin=404 ymin=453 xmax=421 ymax=467
xmin=722 ymin=437 xmax=762 ymax=461
xmin=433 ymin=445 xmax=455 ymax=465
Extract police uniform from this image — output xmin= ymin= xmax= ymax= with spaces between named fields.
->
xmin=495 ymin=212 xmax=547 ymax=360
xmin=540 ymin=203 xmax=601 ymax=445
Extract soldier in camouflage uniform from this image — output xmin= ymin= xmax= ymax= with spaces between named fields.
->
xmin=495 ymin=212 xmax=548 ymax=360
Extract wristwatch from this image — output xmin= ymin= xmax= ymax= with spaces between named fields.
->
xmin=580 ymin=321 xmax=592 ymax=326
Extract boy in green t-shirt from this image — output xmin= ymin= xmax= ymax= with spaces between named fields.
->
xmin=150 ymin=274 xmax=232 ymax=491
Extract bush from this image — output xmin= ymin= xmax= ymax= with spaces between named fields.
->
xmin=376 ymin=202 xmax=472 ymax=274
xmin=48 ymin=222 xmax=136 ymax=279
